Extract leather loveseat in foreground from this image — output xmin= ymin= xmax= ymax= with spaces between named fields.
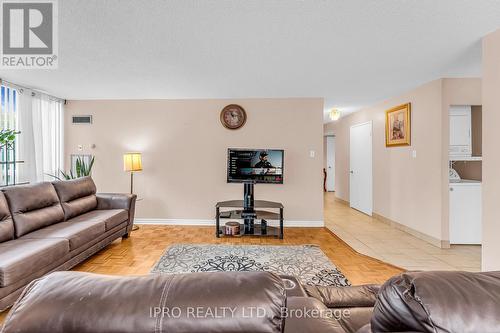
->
xmin=0 ymin=177 xmax=136 ymax=311
xmin=2 ymin=270 xmax=500 ymax=333
xmin=0 ymin=271 xmax=366 ymax=333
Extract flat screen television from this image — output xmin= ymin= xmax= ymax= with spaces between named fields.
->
xmin=227 ymin=148 xmax=284 ymax=184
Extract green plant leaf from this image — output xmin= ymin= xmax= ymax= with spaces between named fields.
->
xmin=60 ymin=170 xmax=71 ymax=180
xmin=75 ymin=158 xmax=82 ymax=178
xmin=45 ymin=173 xmax=62 ymax=181
xmin=87 ymin=157 xmax=95 ymax=175
xmin=81 ymin=158 xmax=88 ymax=175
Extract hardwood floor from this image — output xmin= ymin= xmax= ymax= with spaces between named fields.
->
xmin=0 ymin=225 xmax=403 ymax=324
xmin=71 ymin=225 xmax=403 ymax=284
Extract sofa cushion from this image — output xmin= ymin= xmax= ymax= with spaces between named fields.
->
xmin=60 ymin=195 xmax=98 ymax=221
xmin=0 ymin=238 xmax=69 ymax=287
xmin=22 ymin=219 xmax=105 ymax=251
xmin=3 ymin=182 xmax=65 ymax=237
xmin=68 ymin=209 xmax=128 ymax=231
xmin=0 ymin=192 xmax=14 ymax=243
xmin=52 ymin=177 xmax=98 ymax=220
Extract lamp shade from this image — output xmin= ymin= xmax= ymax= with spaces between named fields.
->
xmin=123 ymin=153 xmax=142 ymax=172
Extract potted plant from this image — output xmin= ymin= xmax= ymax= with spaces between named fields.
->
xmin=0 ymin=129 xmax=19 ymax=186
xmin=48 ymin=156 xmax=95 ymax=180
xmin=0 ymin=129 xmax=17 ymax=149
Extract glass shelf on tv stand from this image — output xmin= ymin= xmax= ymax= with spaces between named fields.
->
xmin=218 ymin=222 xmax=281 ymax=238
xmin=215 ymin=200 xmax=284 ymax=239
xmin=218 ymin=209 xmax=281 ymax=221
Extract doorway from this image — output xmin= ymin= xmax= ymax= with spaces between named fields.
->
xmin=326 ymin=136 xmax=335 ymax=192
xmin=349 ymin=121 xmax=373 ymax=215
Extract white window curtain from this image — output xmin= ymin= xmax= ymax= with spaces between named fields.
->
xmin=0 ymin=85 xmax=19 ymax=186
xmin=32 ymin=93 xmax=64 ymax=182
xmin=17 ymin=89 xmax=64 ymax=183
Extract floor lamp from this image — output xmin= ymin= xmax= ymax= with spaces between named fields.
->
xmin=123 ymin=152 xmax=142 ymax=231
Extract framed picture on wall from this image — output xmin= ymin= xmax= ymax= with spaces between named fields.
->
xmin=385 ymin=103 xmax=411 ymax=147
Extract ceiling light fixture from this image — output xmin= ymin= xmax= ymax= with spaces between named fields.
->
xmin=329 ymin=109 xmax=341 ymax=121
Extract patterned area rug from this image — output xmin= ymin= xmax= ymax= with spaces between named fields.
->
xmin=151 ymin=244 xmax=350 ymax=287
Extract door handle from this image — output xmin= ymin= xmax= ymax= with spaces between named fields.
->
xmin=450 ymin=187 xmax=454 ymax=192
xmin=350 ymin=170 xmax=354 ymax=174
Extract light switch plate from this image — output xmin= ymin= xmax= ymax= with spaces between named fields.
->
xmin=310 ymin=150 xmax=315 ymax=158
xmin=412 ymin=150 xmax=417 ymax=158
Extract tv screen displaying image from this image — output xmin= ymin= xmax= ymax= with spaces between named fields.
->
xmin=227 ymin=148 xmax=284 ymax=184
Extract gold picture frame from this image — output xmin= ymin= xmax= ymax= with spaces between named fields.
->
xmin=385 ymin=103 xmax=411 ymax=147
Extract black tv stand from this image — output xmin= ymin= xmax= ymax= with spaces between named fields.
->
xmin=216 ymin=182 xmax=284 ymax=238
xmin=243 ymin=182 xmax=255 ymax=212
xmin=242 ymin=182 xmax=256 ymax=233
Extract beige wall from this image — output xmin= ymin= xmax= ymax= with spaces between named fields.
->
xmin=65 ymin=98 xmax=324 ymax=223
xmin=482 ymin=29 xmax=500 ymax=270
xmin=324 ymin=78 xmax=481 ymax=243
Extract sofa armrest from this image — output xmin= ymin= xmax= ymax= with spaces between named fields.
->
xmin=96 ymin=193 xmax=137 ymax=233
xmin=96 ymin=193 xmax=136 ymax=211
xmin=305 ymin=284 xmax=380 ymax=308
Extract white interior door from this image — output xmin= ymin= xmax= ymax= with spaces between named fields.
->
xmin=350 ymin=122 xmax=373 ymax=215
xmin=326 ymin=136 xmax=335 ymax=191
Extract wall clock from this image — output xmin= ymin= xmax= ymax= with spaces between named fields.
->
xmin=220 ymin=104 xmax=247 ymax=130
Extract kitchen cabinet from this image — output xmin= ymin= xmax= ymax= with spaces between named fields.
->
xmin=449 ymin=181 xmax=481 ymax=244
xmin=449 ymin=105 xmax=472 ymax=157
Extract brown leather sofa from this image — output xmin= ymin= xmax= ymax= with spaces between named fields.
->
xmin=2 ymin=270 xmax=500 ymax=333
xmin=0 ymin=177 xmax=136 ymax=311
xmin=0 ymin=271 xmax=366 ymax=333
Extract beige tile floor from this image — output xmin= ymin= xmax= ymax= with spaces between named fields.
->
xmin=324 ymin=192 xmax=481 ymax=271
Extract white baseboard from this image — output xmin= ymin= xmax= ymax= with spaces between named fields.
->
xmin=134 ymin=218 xmax=324 ymax=227
xmin=134 ymin=219 xmax=214 ymax=226
xmin=283 ymin=220 xmax=324 ymax=227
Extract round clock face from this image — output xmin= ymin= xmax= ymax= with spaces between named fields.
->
xmin=220 ymin=104 xmax=247 ymax=130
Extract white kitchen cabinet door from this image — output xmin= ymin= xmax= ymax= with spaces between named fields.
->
xmin=449 ymin=105 xmax=472 ymax=156
xmin=449 ymin=183 xmax=482 ymax=244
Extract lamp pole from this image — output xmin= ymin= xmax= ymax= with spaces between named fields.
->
xmin=130 ymin=171 xmax=134 ymax=194
xmin=130 ymin=172 xmax=139 ymax=231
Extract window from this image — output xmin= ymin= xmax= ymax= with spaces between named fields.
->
xmin=0 ymin=83 xmax=64 ymax=186
xmin=0 ymin=85 xmax=19 ymax=186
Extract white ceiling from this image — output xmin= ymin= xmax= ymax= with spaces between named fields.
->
xmin=1 ymin=0 xmax=500 ymax=122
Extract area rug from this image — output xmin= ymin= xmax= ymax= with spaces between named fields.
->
xmin=151 ymin=244 xmax=350 ymax=287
